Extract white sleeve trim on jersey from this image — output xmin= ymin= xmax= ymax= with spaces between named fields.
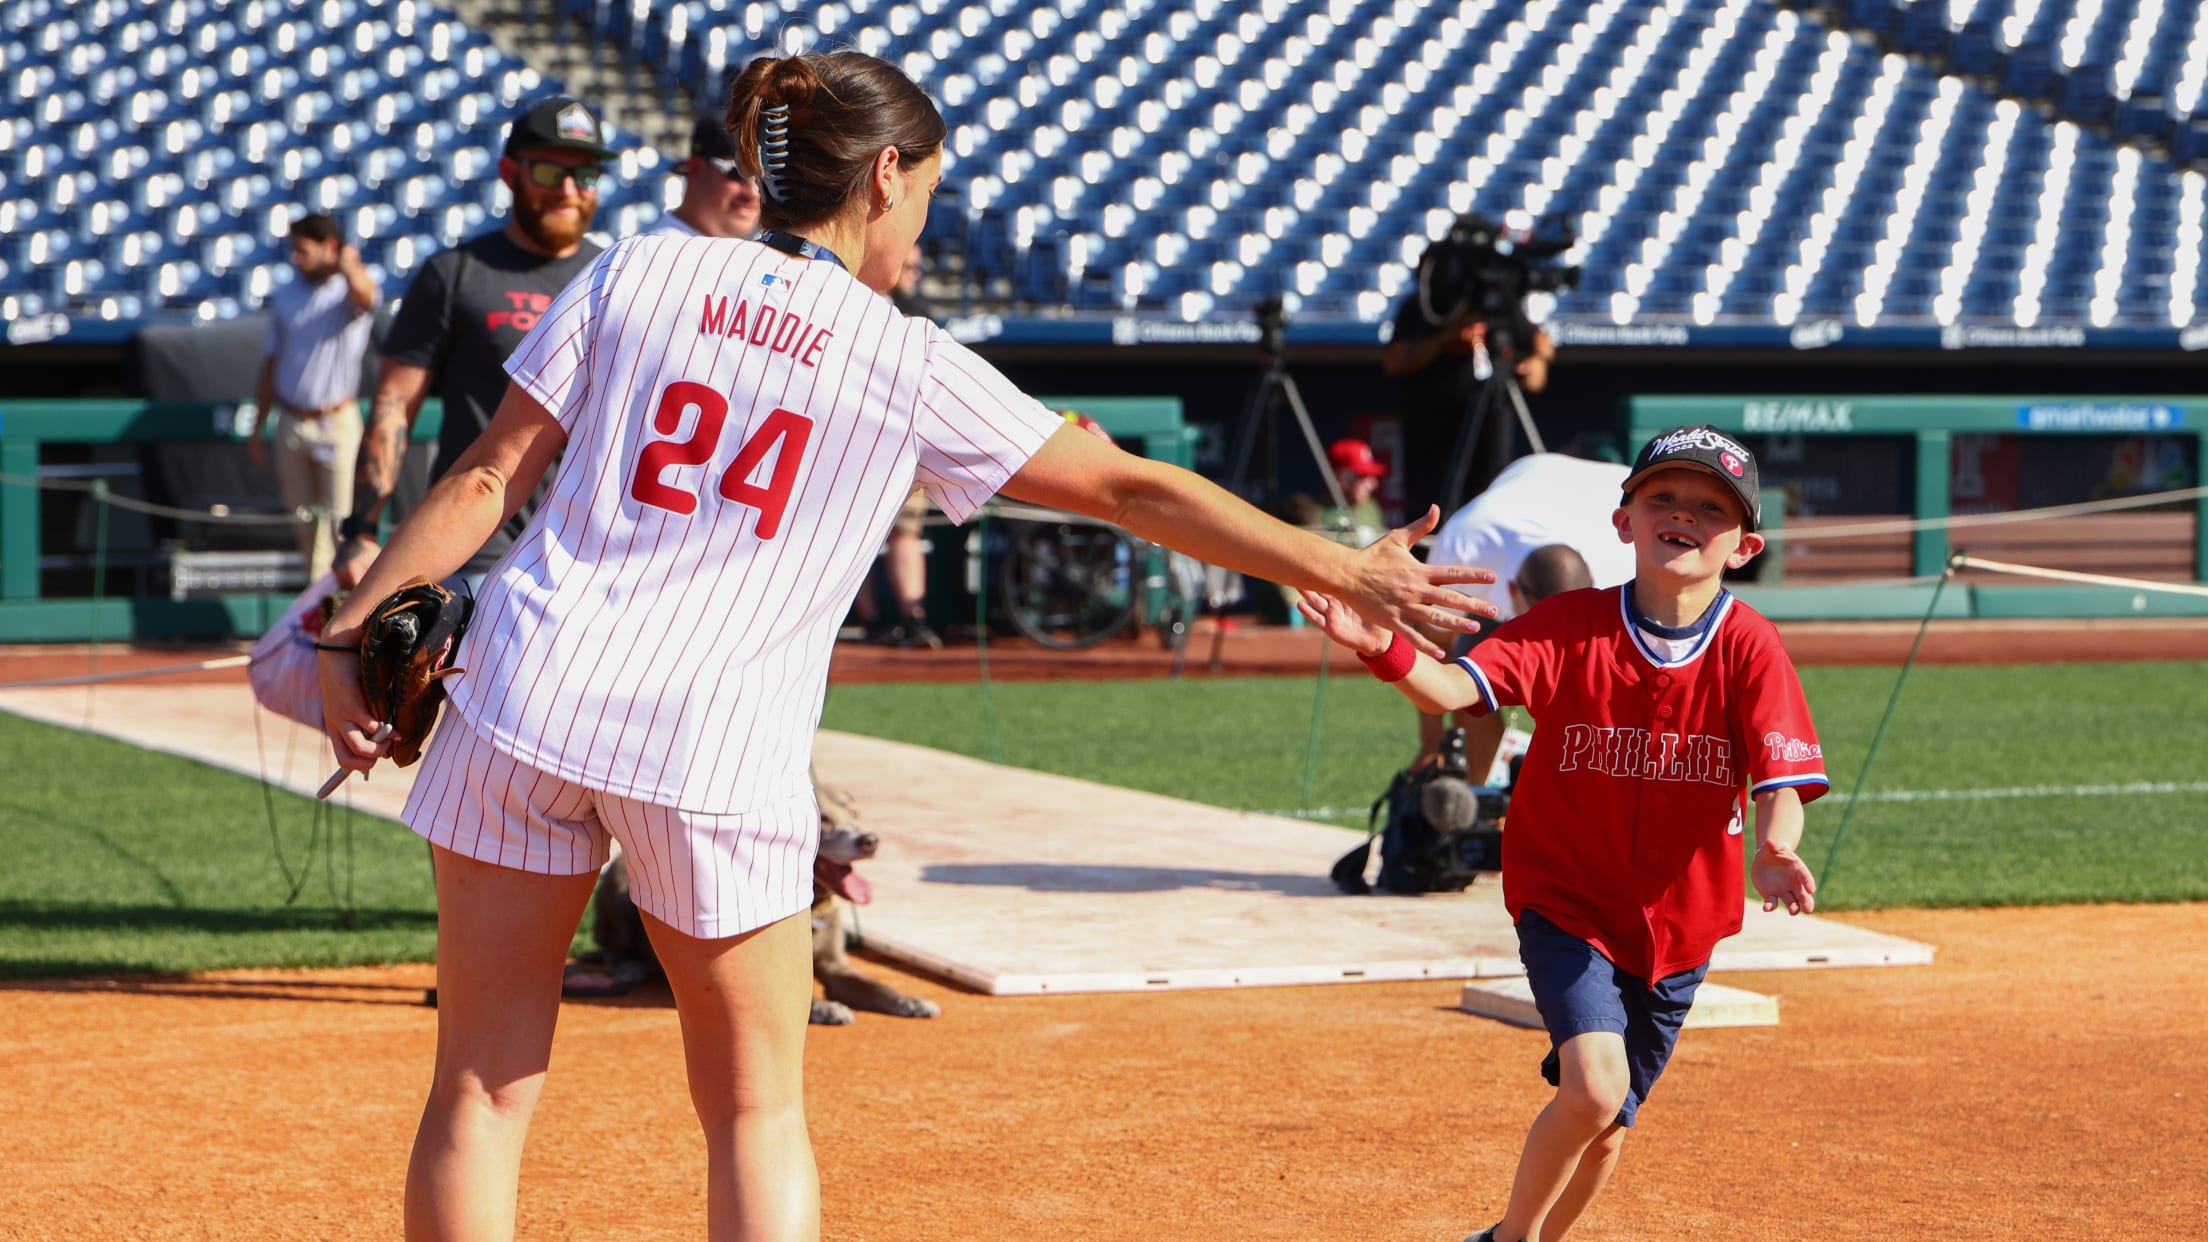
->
xmin=1751 ymin=774 xmax=1831 ymax=796
xmin=1453 ymin=656 xmax=1499 ymax=714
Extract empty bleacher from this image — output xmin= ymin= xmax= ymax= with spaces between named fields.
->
xmin=3 ymin=0 xmax=2206 ymax=338
xmin=0 ymin=0 xmax=671 ymax=327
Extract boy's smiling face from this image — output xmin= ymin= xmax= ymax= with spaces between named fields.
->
xmin=1613 ymin=466 xmax=1766 ymax=585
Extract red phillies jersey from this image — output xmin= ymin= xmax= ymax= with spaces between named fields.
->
xmin=1460 ymin=585 xmax=1829 ymax=981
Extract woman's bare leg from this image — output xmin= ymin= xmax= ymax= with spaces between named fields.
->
xmin=645 ymin=908 xmax=820 ymax=1242
xmin=405 ymin=846 xmax=595 ymax=1241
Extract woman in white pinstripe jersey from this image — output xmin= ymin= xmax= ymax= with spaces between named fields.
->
xmin=317 ymin=50 xmax=1498 ymax=1242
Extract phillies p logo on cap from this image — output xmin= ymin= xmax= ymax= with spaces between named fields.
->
xmin=1622 ymin=423 xmax=1764 ymax=530
xmin=556 ymin=102 xmax=599 ymax=143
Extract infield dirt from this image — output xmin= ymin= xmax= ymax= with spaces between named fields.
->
xmin=4 ymin=633 xmax=2203 ymax=1238
xmin=2 ymin=903 xmax=2201 ymax=1240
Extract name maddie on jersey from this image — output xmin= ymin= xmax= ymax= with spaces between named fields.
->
xmin=1555 ymin=724 xmax=1735 ymax=786
xmin=700 ymin=295 xmax=834 ymax=367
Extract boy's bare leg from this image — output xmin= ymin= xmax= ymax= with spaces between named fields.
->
xmin=1539 ymin=1123 xmax=1626 ymax=1240
xmin=1495 ymin=1032 xmax=1631 ymax=1242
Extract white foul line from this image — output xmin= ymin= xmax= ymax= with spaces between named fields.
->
xmin=1819 ymin=779 xmax=2208 ymax=805
xmin=1266 ymin=780 xmax=2208 ymax=821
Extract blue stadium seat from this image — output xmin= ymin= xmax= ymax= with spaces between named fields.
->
xmin=2 ymin=0 xmax=2199 ymax=333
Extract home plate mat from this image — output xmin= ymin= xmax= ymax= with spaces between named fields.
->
xmin=1460 ymin=978 xmax=1780 ymax=1029
xmin=0 ymin=686 xmax=1936 ymax=997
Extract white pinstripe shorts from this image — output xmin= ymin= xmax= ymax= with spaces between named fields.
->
xmin=401 ymin=712 xmax=819 ymax=939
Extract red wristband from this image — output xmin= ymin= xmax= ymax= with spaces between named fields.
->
xmin=1357 ymin=632 xmax=1417 ymax=682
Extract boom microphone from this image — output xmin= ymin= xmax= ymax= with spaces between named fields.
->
xmin=1420 ymin=776 xmax=1481 ymax=835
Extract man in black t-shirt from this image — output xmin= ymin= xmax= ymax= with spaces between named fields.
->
xmin=1382 ymin=274 xmax=1556 ymax=523
xmin=333 ymin=96 xmax=615 ymax=585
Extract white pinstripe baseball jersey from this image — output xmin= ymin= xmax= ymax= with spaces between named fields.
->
xmin=445 ymin=233 xmax=1064 ymax=813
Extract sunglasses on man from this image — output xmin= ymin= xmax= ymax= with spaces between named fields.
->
xmin=515 ymin=157 xmax=605 ymax=191
xmin=704 ymin=157 xmax=758 ymax=184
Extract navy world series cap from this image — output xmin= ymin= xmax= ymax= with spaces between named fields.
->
xmin=1621 ymin=424 xmax=1762 ymax=530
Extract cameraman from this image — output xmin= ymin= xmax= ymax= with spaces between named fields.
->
xmin=1381 ymin=260 xmax=1557 ymax=522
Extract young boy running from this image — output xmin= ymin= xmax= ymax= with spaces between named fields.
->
xmin=1298 ymin=425 xmax=1828 ymax=1242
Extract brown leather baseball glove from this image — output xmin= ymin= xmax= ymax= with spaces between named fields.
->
xmin=356 ymin=576 xmax=471 ymax=766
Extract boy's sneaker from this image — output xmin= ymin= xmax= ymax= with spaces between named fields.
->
xmin=1463 ymin=1229 xmax=1501 ymax=1242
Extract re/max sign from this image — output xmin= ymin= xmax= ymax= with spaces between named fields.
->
xmin=1740 ymin=401 xmax=1854 ymax=432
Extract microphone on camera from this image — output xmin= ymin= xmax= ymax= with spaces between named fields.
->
xmin=1420 ymin=776 xmax=1481 ymax=835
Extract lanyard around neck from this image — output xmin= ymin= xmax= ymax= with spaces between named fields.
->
xmin=757 ymin=230 xmax=847 ymax=271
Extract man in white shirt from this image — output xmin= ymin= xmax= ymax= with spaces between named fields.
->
xmin=1423 ymin=446 xmax=1638 ymax=773
xmin=647 ymin=117 xmax=762 ymax=240
xmin=251 ymin=212 xmax=378 ymax=581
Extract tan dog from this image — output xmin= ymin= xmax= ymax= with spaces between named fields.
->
xmin=578 ymin=779 xmax=940 ymax=1025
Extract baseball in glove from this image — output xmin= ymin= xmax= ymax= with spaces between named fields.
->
xmin=356 ymin=576 xmax=472 ymax=766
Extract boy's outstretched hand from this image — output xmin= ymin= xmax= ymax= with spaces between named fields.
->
xmin=1297 ymin=589 xmax=1394 ymax=657
xmin=1752 ymin=842 xmax=1818 ymax=916
xmin=1341 ymin=505 xmax=1498 ymax=658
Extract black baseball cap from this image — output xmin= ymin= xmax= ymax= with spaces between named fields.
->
xmin=1621 ymin=424 xmax=1762 ymax=530
xmin=503 ymin=96 xmax=617 ymax=160
xmin=689 ymin=116 xmax=739 ymax=162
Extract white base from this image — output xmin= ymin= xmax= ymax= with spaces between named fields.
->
xmin=1458 ymin=978 xmax=1781 ymax=1029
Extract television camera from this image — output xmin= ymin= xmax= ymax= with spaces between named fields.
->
xmin=1331 ymin=726 xmax=1509 ymax=895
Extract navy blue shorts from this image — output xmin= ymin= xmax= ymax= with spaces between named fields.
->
xmin=1515 ymin=909 xmax=1709 ymax=1128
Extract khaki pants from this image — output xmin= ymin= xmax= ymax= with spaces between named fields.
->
xmin=274 ymin=403 xmax=362 ymax=582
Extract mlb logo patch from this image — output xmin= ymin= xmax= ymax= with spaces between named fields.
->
xmin=1720 ymin=450 xmax=1745 ymax=477
xmin=556 ymin=103 xmax=599 ymax=142
xmin=761 ymin=273 xmax=779 ymax=287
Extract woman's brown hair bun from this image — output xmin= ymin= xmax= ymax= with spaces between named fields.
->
xmin=726 ymin=51 xmax=947 ymax=231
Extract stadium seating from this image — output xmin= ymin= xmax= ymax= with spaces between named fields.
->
xmin=0 ymin=0 xmax=671 ymax=327
xmin=1811 ymin=0 xmax=2207 ymax=148
xmin=3 ymin=0 xmax=2205 ymax=337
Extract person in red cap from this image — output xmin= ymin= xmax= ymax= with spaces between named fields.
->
xmin=1321 ymin=437 xmax=1391 ymax=544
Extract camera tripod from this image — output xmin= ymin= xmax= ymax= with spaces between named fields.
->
xmin=1176 ymin=311 xmax=1352 ymax=675
xmin=1438 ymin=346 xmax=1547 ymax=517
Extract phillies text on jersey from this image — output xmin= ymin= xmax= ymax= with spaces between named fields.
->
xmin=1555 ymin=726 xmax=1734 ymax=785
xmin=447 ymin=232 xmax=1066 ymax=813
xmin=1459 ymin=585 xmax=1828 ymax=981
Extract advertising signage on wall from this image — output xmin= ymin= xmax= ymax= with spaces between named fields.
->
xmin=1636 ymin=396 xmax=2208 ymax=436
xmin=2015 ymin=404 xmax=2184 ymax=432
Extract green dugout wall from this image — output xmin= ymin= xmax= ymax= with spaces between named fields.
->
xmin=0 ymin=396 xmax=1193 ymax=643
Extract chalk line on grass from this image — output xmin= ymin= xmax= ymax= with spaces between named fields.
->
xmin=1266 ymin=780 xmax=2208 ymax=821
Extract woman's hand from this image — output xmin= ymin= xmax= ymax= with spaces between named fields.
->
xmin=318 ymin=647 xmax=390 ymax=773
xmin=1338 ymin=505 xmax=1498 ymax=657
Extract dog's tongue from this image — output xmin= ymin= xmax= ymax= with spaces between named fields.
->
xmin=817 ymin=859 xmax=872 ymax=905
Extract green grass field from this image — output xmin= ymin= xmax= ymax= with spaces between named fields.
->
xmin=4 ymin=659 xmax=2204 ymax=977
xmin=819 ymin=661 xmax=2208 ymax=909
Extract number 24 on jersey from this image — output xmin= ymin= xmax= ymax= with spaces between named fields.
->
xmin=629 ymin=380 xmax=814 ymax=539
